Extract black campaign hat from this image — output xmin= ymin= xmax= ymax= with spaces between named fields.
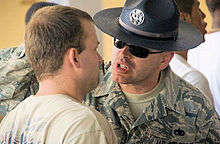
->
xmin=93 ymin=0 xmax=203 ymax=51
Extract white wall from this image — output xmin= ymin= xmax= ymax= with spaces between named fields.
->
xmin=47 ymin=0 xmax=70 ymax=5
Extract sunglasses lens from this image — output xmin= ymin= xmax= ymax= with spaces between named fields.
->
xmin=129 ymin=46 xmax=149 ymax=58
xmin=113 ymin=38 xmax=149 ymax=58
xmin=114 ymin=39 xmax=125 ymax=49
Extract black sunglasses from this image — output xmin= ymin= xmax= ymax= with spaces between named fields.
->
xmin=114 ymin=38 xmax=163 ymax=58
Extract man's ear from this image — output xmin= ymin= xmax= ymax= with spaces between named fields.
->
xmin=160 ymin=52 xmax=174 ymax=70
xmin=69 ymin=48 xmax=80 ymax=68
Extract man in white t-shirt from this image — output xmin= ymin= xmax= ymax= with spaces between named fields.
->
xmin=188 ymin=0 xmax=220 ymax=115
xmin=0 ymin=6 xmax=117 ymax=144
xmin=170 ymin=0 xmax=214 ymax=105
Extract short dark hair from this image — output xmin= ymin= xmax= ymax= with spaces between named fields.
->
xmin=25 ymin=2 xmax=58 ymax=25
xmin=25 ymin=6 xmax=93 ymax=81
xmin=175 ymin=0 xmax=194 ymax=14
xmin=206 ymin=0 xmax=220 ymax=13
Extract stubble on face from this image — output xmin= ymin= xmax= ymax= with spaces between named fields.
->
xmin=112 ymin=47 xmax=162 ymax=93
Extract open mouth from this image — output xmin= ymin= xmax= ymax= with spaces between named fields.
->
xmin=117 ymin=63 xmax=128 ymax=70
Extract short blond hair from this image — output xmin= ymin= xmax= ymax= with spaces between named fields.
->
xmin=25 ymin=5 xmax=93 ymax=81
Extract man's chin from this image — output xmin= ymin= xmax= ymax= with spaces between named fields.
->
xmin=113 ymin=76 xmax=129 ymax=84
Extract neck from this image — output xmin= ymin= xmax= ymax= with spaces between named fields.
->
xmin=212 ymin=10 xmax=220 ymax=29
xmin=120 ymin=72 xmax=160 ymax=94
xmin=36 ymin=76 xmax=84 ymax=103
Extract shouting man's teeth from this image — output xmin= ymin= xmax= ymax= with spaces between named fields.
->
xmin=120 ymin=64 xmax=127 ymax=69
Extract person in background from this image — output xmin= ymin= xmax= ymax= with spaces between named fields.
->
xmin=170 ymin=0 xmax=213 ymax=105
xmin=83 ymin=0 xmax=220 ymax=143
xmin=0 ymin=5 xmax=117 ymax=143
xmin=0 ymin=2 xmax=57 ymax=119
xmin=188 ymin=0 xmax=220 ymax=115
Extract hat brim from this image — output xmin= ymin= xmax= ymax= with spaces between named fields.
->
xmin=93 ymin=7 xmax=203 ymax=51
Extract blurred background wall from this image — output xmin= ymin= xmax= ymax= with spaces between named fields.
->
xmin=0 ymin=0 xmax=212 ymax=61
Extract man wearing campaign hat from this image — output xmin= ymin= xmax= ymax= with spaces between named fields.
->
xmin=84 ymin=0 xmax=220 ymax=143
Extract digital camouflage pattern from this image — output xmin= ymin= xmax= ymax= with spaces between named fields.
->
xmin=0 ymin=44 xmax=39 ymax=116
xmin=83 ymin=62 xmax=220 ymax=144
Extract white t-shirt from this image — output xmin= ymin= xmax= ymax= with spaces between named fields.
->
xmin=188 ymin=31 xmax=220 ymax=115
xmin=0 ymin=94 xmax=117 ymax=144
xmin=170 ymin=54 xmax=213 ymax=105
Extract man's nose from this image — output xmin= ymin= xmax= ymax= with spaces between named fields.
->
xmin=119 ymin=46 xmax=131 ymax=58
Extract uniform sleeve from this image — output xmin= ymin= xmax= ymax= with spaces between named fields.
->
xmin=196 ymin=102 xmax=220 ymax=143
xmin=0 ymin=44 xmax=38 ymax=116
xmin=205 ymin=112 xmax=220 ymax=143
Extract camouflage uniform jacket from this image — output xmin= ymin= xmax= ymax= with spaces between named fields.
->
xmin=83 ymin=62 xmax=220 ymax=144
xmin=0 ymin=43 xmax=38 ymax=116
